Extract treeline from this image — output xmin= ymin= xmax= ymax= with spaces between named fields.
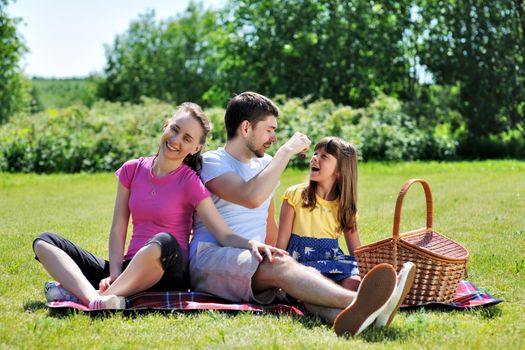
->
xmin=1 ymin=0 xmax=524 ymax=166
xmin=29 ymin=78 xmax=98 ymax=111
xmin=95 ymin=1 xmax=525 ymax=147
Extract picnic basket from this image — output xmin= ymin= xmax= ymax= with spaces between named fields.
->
xmin=354 ymin=179 xmax=469 ymax=305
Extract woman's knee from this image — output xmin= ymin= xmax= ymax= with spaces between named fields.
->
xmin=145 ymin=233 xmax=182 ymax=270
xmin=148 ymin=232 xmax=181 ymax=256
xmin=32 ymin=232 xmax=57 ymax=255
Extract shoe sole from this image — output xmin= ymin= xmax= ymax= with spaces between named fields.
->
xmin=333 ymin=263 xmax=396 ymax=337
xmin=376 ymin=262 xmax=416 ymax=327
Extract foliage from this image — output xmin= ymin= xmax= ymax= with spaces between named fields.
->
xmin=29 ymin=77 xmax=98 ymax=111
xmin=97 ymin=4 xmax=220 ymax=107
xmin=3 ymin=0 xmax=524 ymax=159
xmin=1 ymin=162 xmax=524 ymax=348
xmin=213 ymin=0 xmax=413 ymax=107
xmin=276 ymin=94 xmax=458 ymax=167
xmin=0 ymin=0 xmax=30 ymax=124
xmin=458 ymin=127 xmax=525 ymax=159
xmin=0 ymin=96 xmax=459 ymax=173
xmin=92 ymin=0 xmax=524 ymax=158
xmin=0 ymin=99 xmax=174 ymax=173
xmin=414 ymin=0 xmax=525 ymax=136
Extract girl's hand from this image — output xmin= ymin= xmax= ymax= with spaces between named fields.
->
xmin=99 ymin=276 xmax=115 ymax=292
xmin=248 ymin=240 xmax=288 ymax=263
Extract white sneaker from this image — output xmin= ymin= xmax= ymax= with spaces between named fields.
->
xmin=88 ymin=295 xmax=126 ymax=310
xmin=374 ymin=261 xmax=416 ymax=327
xmin=44 ymin=281 xmax=82 ymax=304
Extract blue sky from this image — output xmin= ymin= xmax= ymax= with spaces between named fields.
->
xmin=8 ymin=0 xmax=223 ymax=78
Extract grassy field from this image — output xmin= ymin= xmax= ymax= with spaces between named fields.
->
xmin=0 ymin=161 xmax=524 ymax=349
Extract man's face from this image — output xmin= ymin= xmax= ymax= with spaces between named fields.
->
xmin=246 ymin=115 xmax=277 ymax=158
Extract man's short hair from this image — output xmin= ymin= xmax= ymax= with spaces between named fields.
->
xmin=224 ymin=92 xmax=279 ymax=140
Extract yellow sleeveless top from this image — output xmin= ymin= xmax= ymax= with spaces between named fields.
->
xmin=281 ymin=183 xmax=342 ymax=239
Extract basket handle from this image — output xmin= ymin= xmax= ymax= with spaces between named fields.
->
xmin=393 ymin=179 xmax=433 ymax=239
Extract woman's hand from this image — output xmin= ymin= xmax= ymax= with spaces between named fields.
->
xmin=99 ymin=276 xmax=115 ymax=293
xmin=248 ymin=240 xmax=288 ymax=263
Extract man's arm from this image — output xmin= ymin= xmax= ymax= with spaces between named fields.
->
xmin=206 ymin=132 xmax=310 ymax=208
xmin=265 ymin=198 xmax=278 ymax=246
xmin=195 ymin=197 xmax=287 ymax=262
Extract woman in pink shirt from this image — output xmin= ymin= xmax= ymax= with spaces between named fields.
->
xmin=33 ymin=103 xmax=284 ymax=310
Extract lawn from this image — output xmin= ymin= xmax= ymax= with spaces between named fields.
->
xmin=0 ymin=161 xmax=524 ymax=349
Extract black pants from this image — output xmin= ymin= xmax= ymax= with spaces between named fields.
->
xmin=33 ymin=231 xmax=188 ymax=291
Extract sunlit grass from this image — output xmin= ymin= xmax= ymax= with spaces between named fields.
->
xmin=0 ymin=161 xmax=524 ymax=348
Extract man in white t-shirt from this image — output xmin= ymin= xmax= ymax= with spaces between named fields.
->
xmin=190 ymin=92 xmax=415 ymax=337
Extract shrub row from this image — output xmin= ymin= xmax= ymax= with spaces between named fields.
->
xmin=0 ymin=96 xmax=459 ymax=173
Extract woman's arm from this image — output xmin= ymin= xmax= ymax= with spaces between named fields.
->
xmin=265 ymin=198 xmax=278 ymax=246
xmin=343 ymin=224 xmax=361 ymax=255
xmin=276 ymin=199 xmax=295 ymax=250
xmin=101 ymin=182 xmax=130 ymax=291
xmin=195 ymin=197 xmax=287 ymax=262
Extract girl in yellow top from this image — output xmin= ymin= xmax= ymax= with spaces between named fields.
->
xmin=277 ymin=137 xmax=362 ymax=291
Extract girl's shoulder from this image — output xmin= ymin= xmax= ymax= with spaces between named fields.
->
xmin=283 ymin=183 xmax=308 ymax=204
xmin=286 ymin=183 xmax=308 ymax=193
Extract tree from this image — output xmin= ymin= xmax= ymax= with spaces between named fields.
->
xmin=0 ymin=0 xmax=28 ymax=123
xmin=415 ymin=0 xmax=525 ymax=136
xmin=97 ymin=3 xmax=221 ymax=106
xmin=212 ymin=0 xmax=413 ymax=107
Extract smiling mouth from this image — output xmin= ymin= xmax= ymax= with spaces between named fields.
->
xmin=311 ymin=166 xmax=320 ymax=172
xmin=165 ymin=142 xmax=179 ymax=152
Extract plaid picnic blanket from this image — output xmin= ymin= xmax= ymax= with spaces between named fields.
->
xmin=400 ymin=280 xmax=502 ymax=310
xmin=46 ymin=280 xmax=501 ymax=314
xmin=47 ymin=291 xmax=305 ymax=315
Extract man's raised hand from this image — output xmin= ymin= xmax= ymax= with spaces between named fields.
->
xmin=281 ymin=132 xmax=311 ymax=157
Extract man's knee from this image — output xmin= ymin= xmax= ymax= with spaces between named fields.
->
xmin=258 ymin=254 xmax=296 ymax=281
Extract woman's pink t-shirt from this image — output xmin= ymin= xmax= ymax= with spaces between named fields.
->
xmin=115 ymin=156 xmax=210 ymax=268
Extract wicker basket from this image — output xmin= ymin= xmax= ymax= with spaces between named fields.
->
xmin=354 ymin=179 xmax=469 ymax=305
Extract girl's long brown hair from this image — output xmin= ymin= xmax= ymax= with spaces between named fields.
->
xmin=161 ymin=102 xmax=211 ymax=173
xmin=301 ymin=137 xmax=358 ymax=232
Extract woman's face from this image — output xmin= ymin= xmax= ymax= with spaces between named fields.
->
xmin=159 ymin=113 xmax=204 ymax=161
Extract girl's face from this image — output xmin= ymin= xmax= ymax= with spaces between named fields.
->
xmin=309 ymin=147 xmax=338 ymax=184
xmin=159 ymin=113 xmax=204 ymax=161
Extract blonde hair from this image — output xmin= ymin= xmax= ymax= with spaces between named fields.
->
xmin=301 ymin=137 xmax=358 ymax=232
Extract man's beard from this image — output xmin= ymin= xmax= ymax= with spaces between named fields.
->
xmin=247 ymin=139 xmax=267 ymax=158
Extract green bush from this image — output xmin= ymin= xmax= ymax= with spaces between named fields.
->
xmin=458 ymin=127 xmax=525 ymax=159
xmin=0 ymin=99 xmax=174 ymax=173
xmin=0 ymin=95 xmax=461 ymax=173
xmin=274 ymin=94 xmax=458 ymax=167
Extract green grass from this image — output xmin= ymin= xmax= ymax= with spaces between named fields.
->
xmin=1 ymin=161 xmax=524 ymax=349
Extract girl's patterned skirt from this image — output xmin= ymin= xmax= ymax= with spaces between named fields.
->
xmin=286 ymin=233 xmax=359 ymax=282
